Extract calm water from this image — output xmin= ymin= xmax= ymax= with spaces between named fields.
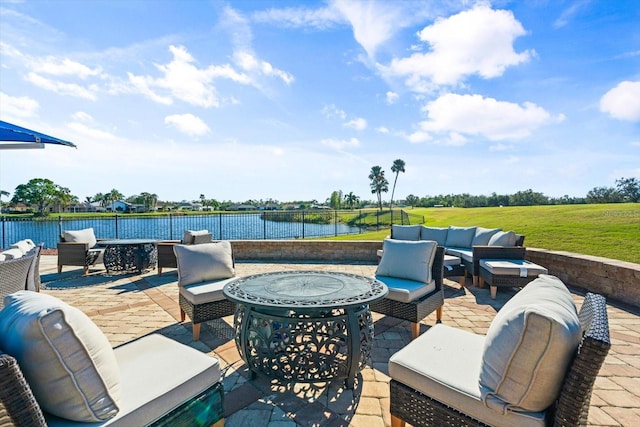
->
xmin=1 ymin=214 xmax=363 ymax=249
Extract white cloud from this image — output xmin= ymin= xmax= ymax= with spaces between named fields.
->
xmin=417 ymin=93 xmax=556 ymax=141
xmin=344 ymin=117 xmax=367 ymax=130
xmin=600 ymin=81 xmax=640 ymax=121
xmin=376 ymin=126 xmax=390 ymax=134
xmin=321 ymin=137 xmax=360 ymax=151
xmin=164 ymin=114 xmax=211 ymax=136
xmin=24 ymin=72 xmax=98 ymax=100
xmin=70 ymin=111 xmax=94 ymax=122
xmin=489 ymin=143 xmax=514 ymax=151
xmin=66 ymin=121 xmax=118 ymax=140
xmin=251 ymin=5 xmax=342 ymax=30
xmin=233 ymin=51 xmax=294 ymax=85
xmin=386 ymin=91 xmax=399 ymax=104
xmin=380 ymin=5 xmax=533 ymax=90
xmin=322 ymin=104 xmax=347 ymax=120
xmin=36 ymin=57 xmax=102 ymax=79
xmin=0 ymin=92 xmax=39 ymax=119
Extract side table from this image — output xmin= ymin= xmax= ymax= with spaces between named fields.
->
xmin=479 ymin=259 xmax=548 ymax=299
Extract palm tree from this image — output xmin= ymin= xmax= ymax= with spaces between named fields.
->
xmin=369 ymin=166 xmax=389 ymax=211
xmin=0 ymin=190 xmax=9 ymax=213
xmin=390 ymin=159 xmax=406 ymax=209
xmin=344 ymin=192 xmax=359 ymax=209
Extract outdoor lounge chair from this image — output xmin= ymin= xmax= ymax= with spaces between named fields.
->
xmin=0 ymin=291 xmax=224 ymax=426
xmin=156 ymin=229 xmax=213 ymax=275
xmin=1 ymin=243 xmax=42 ymax=306
xmin=371 ymin=239 xmax=445 ymax=339
xmin=57 ymin=228 xmax=104 ymax=275
xmin=388 ymin=275 xmax=610 ymax=427
xmin=174 ymin=241 xmax=237 ymax=340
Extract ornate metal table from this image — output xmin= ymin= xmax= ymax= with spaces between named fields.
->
xmin=98 ymin=239 xmax=158 ymax=274
xmin=223 ymin=271 xmax=388 ymax=388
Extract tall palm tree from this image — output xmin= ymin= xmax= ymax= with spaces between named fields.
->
xmin=344 ymin=192 xmax=359 ymax=209
xmin=369 ymin=166 xmax=389 ymax=211
xmin=390 ymin=159 xmax=406 ymax=209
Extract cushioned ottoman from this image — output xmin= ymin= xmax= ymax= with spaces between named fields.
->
xmin=479 ymin=259 xmax=548 ymax=299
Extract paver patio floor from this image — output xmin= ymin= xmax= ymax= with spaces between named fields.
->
xmin=36 ymin=255 xmax=640 ymax=426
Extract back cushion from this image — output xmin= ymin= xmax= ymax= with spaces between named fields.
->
xmin=472 ymin=227 xmax=501 ymax=246
xmin=63 ymin=228 xmax=97 ymax=249
xmin=0 ymin=291 xmax=121 ymax=422
xmin=444 ymin=226 xmax=477 ymax=248
xmin=479 ymin=275 xmax=581 ymax=412
xmin=174 ymin=241 xmax=235 ymax=286
xmin=376 ymin=239 xmax=437 ymax=284
xmin=182 ymin=229 xmax=210 ymax=244
xmin=488 ymin=230 xmax=518 ymax=246
xmin=420 ymin=226 xmax=449 ymax=246
xmin=391 ymin=225 xmax=422 ymax=241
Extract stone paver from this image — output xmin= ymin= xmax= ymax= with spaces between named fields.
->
xmin=32 ymin=255 xmax=640 ymax=426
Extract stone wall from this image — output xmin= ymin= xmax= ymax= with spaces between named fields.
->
xmin=526 ymin=248 xmax=640 ymax=307
xmin=229 ymin=240 xmax=640 ymax=308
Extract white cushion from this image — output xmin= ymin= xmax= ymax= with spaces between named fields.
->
xmin=389 ymin=324 xmax=546 ymax=427
xmin=174 ymin=241 xmax=235 ymax=286
xmin=472 ymin=227 xmax=501 ymax=246
xmin=181 ymin=229 xmax=210 ymax=244
xmin=420 ymin=226 xmax=449 ymax=246
xmin=479 ymin=275 xmax=581 ymax=412
xmin=376 ymin=239 xmax=437 ymax=284
xmin=446 ymin=247 xmax=473 ymax=263
xmin=445 ymin=226 xmax=477 ymax=248
xmin=488 ymin=230 xmax=518 ymax=246
xmin=64 ymin=228 xmax=97 ymax=249
xmin=375 ymin=276 xmax=436 ymax=303
xmin=391 ymin=225 xmax=422 ymax=241
xmin=180 ymin=277 xmax=237 ymax=305
xmin=480 ymin=260 xmax=548 ymax=277
xmin=10 ymin=239 xmax=36 ymax=254
xmin=46 ymin=334 xmax=222 ymax=427
xmin=1 ymin=248 xmax=24 ymax=259
xmin=0 ymin=291 xmax=121 ymax=422
xmin=444 ymin=255 xmax=461 ymax=266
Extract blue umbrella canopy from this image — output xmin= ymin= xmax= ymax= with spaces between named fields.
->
xmin=0 ymin=120 xmax=77 ymax=149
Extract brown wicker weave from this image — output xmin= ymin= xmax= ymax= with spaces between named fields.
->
xmin=371 ymin=246 xmax=445 ymax=339
xmin=156 ymin=240 xmax=181 ymax=275
xmin=389 ymin=292 xmax=611 ymax=427
xmin=57 ymin=238 xmax=105 ymax=276
xmin=0 ymin=353 xmax=47 ymax=427
xmin=0 ymin=253 xmax=36 ymax=307
xmin=179 ymin=293 xmax=236 ymax=340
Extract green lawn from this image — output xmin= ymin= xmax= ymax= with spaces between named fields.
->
xmin=333 ymin=204 xmax=640 ymax=264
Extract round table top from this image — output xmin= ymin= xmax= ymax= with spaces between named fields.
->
xmin=223 ymin=270 xmax=388 ymax=309
xmin=98 ymin=239 xmax=158 ymax=246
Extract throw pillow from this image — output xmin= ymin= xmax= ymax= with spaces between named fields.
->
xmin=420 ymin=226 xmax=449 ymax=246
xmin=391 ymin=225 xmax=422 ymax=241
xmin=0 ymin=291 xmax=121 ymax=422
xmin=0 ymin=248 xmax=24 ymax=260
xmin=376 ymin=239 xmax=437 ymax=284
xmin=479 ymin=275 xmax=581 ymax=412
xmin=174 ymin=241 xmax=235 ymax=286
xmin=182 ymin=229 xmax=210 ymax=244
xmin=444 ymin=226 xmax=477 ymax=248
xmin=63 ymin=228 xmax=97 ymax=249
xmin=10 ymin=239 xmax=36 ymax=254
xmin=488 ymin=230 xmax=518 ymax=246
xmin=472 ymin=227 xmax=501 ymax=246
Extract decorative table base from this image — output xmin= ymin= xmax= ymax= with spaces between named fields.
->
xmin=101 ymin=240 xmax=158 ymax=274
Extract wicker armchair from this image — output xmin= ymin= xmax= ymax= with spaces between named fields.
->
xmin=389 ymin=290 xmax=610 ymax=427
xmin=0 ymin=245 xmax=42 ymax=306
xmin=371 ymin=244 xmax=445 ymax=340
xmin=156 ymin=230 xmax=213 ymax=276
xmin=57 ymin=228 xmax=105 ymax=275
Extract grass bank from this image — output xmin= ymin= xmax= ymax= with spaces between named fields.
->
xmin=334 ymin=204 xmax=640 ymax=264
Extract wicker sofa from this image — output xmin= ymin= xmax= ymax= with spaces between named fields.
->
xmin=384 ymin=225 xmax=526 ymax=285
xmin=0 ymin=291 xmax=224 ymax=426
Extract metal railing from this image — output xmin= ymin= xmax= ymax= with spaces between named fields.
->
xmin=1 ymin=209 xmax=424 ymax=249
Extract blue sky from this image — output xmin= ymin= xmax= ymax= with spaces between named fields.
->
xmin=1 ymin=0 xmax=638 ymax=204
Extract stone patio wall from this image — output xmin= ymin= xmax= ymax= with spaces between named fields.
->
xmin=229 ymin=240 xmax=640 ymax=307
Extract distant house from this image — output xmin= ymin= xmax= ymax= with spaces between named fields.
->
xmin=105 ymin=200 xmax=147 ymax=213
xmin=259 ymin=204 xmax=279 ymax=211
xmin=228 ymin=204 xmax=257 ymax=211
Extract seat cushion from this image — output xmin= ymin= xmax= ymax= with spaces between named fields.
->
xmin=0 ymin=291 xmax=121 ymax=422
xmin=488 ymin=230 xmax=518 ymax=246
xmin=445 ymin=226 xmax=477 ymax=249
xmin=63 ymin=228 xmax=98 ymax=249
xmin=46 ymin=334 xmax=221 ymax=427
xmin=479 ymin=275 xmax=581 ymax=412
xmin=375 ymin=276 xmax=436 ymax=303
xmin=445 ymin=247 xmax=473 ymax=263
xmin=391 ymin=225 xmax=422 ymax=241
xmin=376 ymin=239 xmax=437 ymax=284
xmin=180 ymin=277 xmax=238 ymax=305
xmin=174 ymin=241 xmax=235 ymax=286
xmin=480 ymin=260 xmax=548 ymax=277
xmin=444 ymin=254 xmax=461 ymax=266
xmin=420 ymin=226 xmax=449 ymax=246
xmin=389 ymin=324 xmax=546 ymax=427
xmin=472 ymin=227 xmax=501 ymax=246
